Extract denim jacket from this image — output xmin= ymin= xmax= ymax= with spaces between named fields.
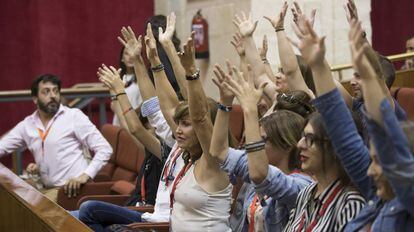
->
xmin=313 ymin=89 xmax=414 ymax=231
xmin=221 ymin=148 xmax=313 ymax=232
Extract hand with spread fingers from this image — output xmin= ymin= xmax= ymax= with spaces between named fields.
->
xmin=118 ymin=26 xmax=143 ymax=63
xmin=290 ymin=19 xmax=326 ymax=67
xmin=349 ymin=19 xmax=372 ymax=80
xmin=344 ymin=0 xmax=359 ymax=23
xmin=223 ymin=65 xmax=268 ymax=111
xmin=212 ymin=61 xmax=235 ymax=103
xmin=291 ymin=1 xmax=317 ymax=32
xmin=232 ymin=12 xmax=258 ymax=38
xmin=178 ymin=32 xmax=197 ymax=76
xmin=63 ymin=173 xmax=90 ymax=198
xmin=231 ymin=33 xmax=245 ymax=57
xmin=97 ymin=64 xmax=124 ymax=94
xmin=158 ymin=12 xmax=176 ymax=44
xmin=258 ymin=35 xmax=269 ymax=61
xmin=263 ymin=1 xmax=288 ymax=30
xmin=144 ymin=23 xmax=159 ymax=62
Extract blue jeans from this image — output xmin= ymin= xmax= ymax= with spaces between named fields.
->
xmin=76 ymin=200 xmax=143 ymax=232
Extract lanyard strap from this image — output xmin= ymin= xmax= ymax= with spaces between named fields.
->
xmin=169 ymin=162 xmax=192 ymax=209
xmin=296 ymin=183 xmax=343 ymax=232
xmin=36 ymin=118 xmax=57 ymax=156
xmin=248 ymin=194 xmax=260 ymax=232
xmin=162 ymin=147 xmax=182 ymax=187
xmin=140 ymin=175 xmax=146 ymax=204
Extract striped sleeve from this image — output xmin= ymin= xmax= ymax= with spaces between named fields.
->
xmin=335 ymin=192 xmax=366 ymax=232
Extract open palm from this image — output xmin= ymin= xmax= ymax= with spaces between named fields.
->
xmin=118 ymin=26 xmax=142 ymax=61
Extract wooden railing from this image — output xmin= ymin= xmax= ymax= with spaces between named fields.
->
xmin=330 ymin=52 xmax=414 ymax=93
xmin=0 ymin=163 xmax=92 ymax=231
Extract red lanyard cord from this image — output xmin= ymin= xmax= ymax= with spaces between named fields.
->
xmin=161 ymin=147 xmax=182 ymax=187
xmin=296 ymin=183 xmax=343 ymax=232
xmin=248 ymin=195 xmax=260 ymax=232
xmin=169 ymin=162 xmax=192 ymax=209
xmin=36 ymin=118 xmax=57 ymax=157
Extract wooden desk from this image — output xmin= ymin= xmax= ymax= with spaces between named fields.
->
xmin=0 ymin=163 xmax=92 ymax=231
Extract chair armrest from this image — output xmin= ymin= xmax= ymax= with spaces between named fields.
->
xmin=57 ymin=181 xmax=115 ymax=210
xmin=127 ymin=222 xmax=169 ymax=232
xmin=110 ymin=180 xmax=135 ymax=195
xmin=77 ymin=194 xmax=131 ymax=208
xmin=125 ymin=205 xmax=154 ymax=213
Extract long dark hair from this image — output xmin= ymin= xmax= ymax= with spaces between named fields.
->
xmin=307 ymin=112 xmax=351 ymax=186
xmin=119 ymin=47 xmax=137 ymax=88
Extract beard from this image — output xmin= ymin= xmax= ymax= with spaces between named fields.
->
xmin=38 ymin=98 xmax=60 ymax=115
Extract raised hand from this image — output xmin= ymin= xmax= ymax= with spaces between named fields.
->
xmin=144 ymin=23 xmax=159 ymax=61
xmin=158 ymin=12 xmax=176 ymax=44
xmin=223 ymin=65 xmax=268 ymax=111
xmin=258 ymin=35 xmax=268 ymax=60
xmin=212 ymin=61 xmax=235 ymax=102
xmin=230 ymin=32 xmax=245 ymax=57
xmin=233 ymin=12 xmax=258 ymax=37
xmin=349 ymin=19 xmax=371 ymax=78
xmin=292 ymin=1 xmax=316 ymax=33
xmin=118 ymin=26 xmax=143 ymax=62
xmin=97 ymin=64 xmax=124 ymax=94
xmin=178 ymin=32 xmax=197 ymax=75
xmin=344 ymin=0 xmax=358 ymax=23
xmin=290 ymin=20 xmax=326 ymax=67
xmin=263 ymin=1 xmax=288 ymax=30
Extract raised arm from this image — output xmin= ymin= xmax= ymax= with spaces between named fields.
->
xmin=223 ymin=63 xmax=269 ymax=184
xmin=118 ymin=26 xmax=155 ymax=102
xmin=351 ymin=20 xmax=414 ymax=214
xmin=343 ymin=0 xmax=394 ymax=109
xmin=258 ymin=35 xmax=276 ymax=83
xmin=209 ymin=62 xmax=235 ymax=163
xmin=233 ymin=12 xmax=278 ymax=102
xmin=98 ymin=65 xmax=162 ymax=159
xmin=264 ymin=2 xmax=315 ymax=98
xmin=145 ymin=23 xmax=180 ymax=132
xmin=230 ymin=32 xmax=248 ymax=75
xmin=158 ymin=12 xmax=188 ymax=100
xmin=291 ymin=19 xmax=373 ymax=199
xmin=179 ymin=33 xmax=220 ymax=171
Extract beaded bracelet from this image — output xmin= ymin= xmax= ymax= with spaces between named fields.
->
xmin=123 ymin=107 xmax=133 ymax=116
xmin=217 ymin=103 xmax=233 ymax=112
xmin=151 ymin=63 xmax=165 ymax=72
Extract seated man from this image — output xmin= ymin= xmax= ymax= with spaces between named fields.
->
xmin=0 ymin=74 xmax=112 ymax=202
xmin=401 ymin=36 xmax=414 ymax=70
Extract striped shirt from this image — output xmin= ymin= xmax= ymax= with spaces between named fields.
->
xmin=284 ymin=180 xmax=365 ymax=232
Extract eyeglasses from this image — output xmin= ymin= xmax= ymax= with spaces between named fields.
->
xmin=301 ymin=132 xmax=329 ymax=147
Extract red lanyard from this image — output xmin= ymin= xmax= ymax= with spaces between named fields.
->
xmin=169 ymin=162 xmax=192 ymax=209
xmin=162 ymin=147 xmax=182 ymax=187
xmin=248 ymin=194 xmax=260 ymax=232
xmin=36 ymin=118 xmax=57 ymax=157
xmin=248 ymin=170 xmax=301 ymax=232
xmin=296 ymin=183 xmax=343 ymax=232
xmin=140 ymin=175 xmax=146 ymax=204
